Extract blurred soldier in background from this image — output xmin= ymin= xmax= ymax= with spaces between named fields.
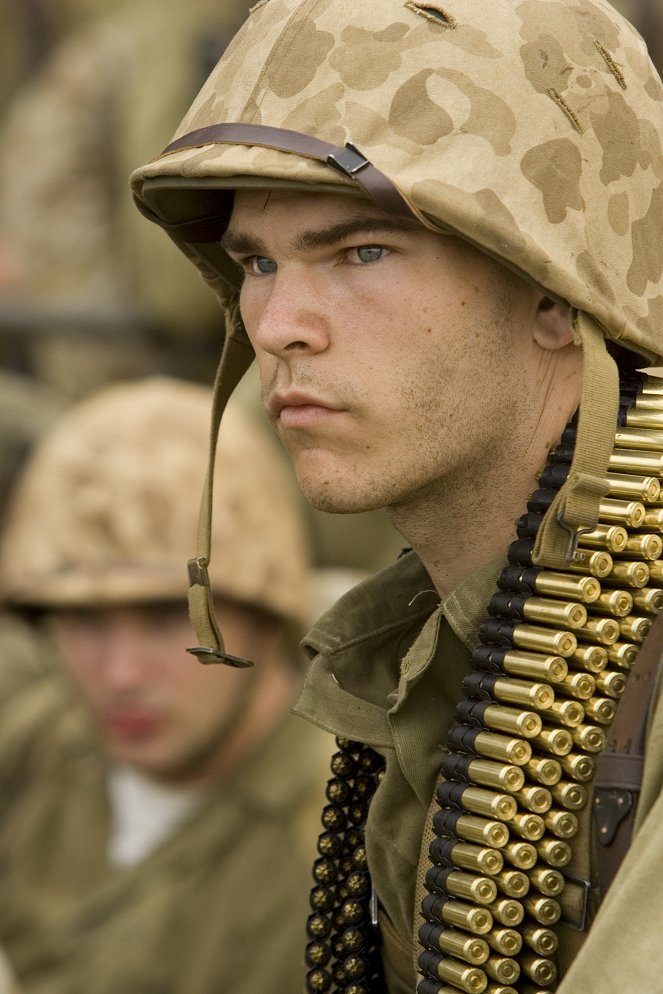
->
xmin=0 ymin=0 xmax=254 ymax=390
xmin=0 ymin=377 xmax=331 ymax=994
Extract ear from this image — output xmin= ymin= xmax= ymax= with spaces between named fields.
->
xmin=532 ymin=296 xmax=574 ymax=350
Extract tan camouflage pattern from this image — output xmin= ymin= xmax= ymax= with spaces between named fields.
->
xmin=132 ymin=0 xmax=663 ymax=364
xmin=0 ymin=377 xmax=312 ymax=629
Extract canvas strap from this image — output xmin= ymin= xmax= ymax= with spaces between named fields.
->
xmin=186 ymin=302 xmax=255 ymax=665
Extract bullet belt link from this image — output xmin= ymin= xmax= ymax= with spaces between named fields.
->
xmin=305 ymin=371 xmax=663 ymax=994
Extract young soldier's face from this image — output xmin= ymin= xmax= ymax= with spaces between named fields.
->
xmin=50 ymin=601 xmax=266 ymax=783
xmin=225 ymin=190 xmax=550 ymax=517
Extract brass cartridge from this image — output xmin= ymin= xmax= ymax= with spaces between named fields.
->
xmin=589 ymin=589 xmax=633 ymax=617
xmin=511 ymin=786 xmax=552 ymax=814
xmin=608 ymin=449 xmax=663 ymax=476
xmin=643 ymin=508 xmax=663 ymax=530
xmin=574 ymin=617 xmax=621 ymax=645
xmin=500 ymin=651 xmax=568 ymax=683
xmin=532 ymin=571 xmax=601 ymax=602
xmin=622 ymin=534 xmax=663 ymax=560
xmin=521 ymin=954 xmax=558 ymax=987
xmin=484 ymin=986 xmax=518 ymax=994
xmin=479 ymin=705 xmax=543 ymax=739
xmin=558 ymin=672 xmax=595 ymax=700
xmin=439 ymin=784 xmax=518 ymax=822
xmin=520 ymin=597 xmax=587 ymax=629
xmin=614 ymin=427 xmax=663 ymax=452
xmin=551 ymin=781 xmax=588 ymax=811
xmin=495 ymin=869 xmax=530 ymax=898
xmin=607 ymin=561 xmax=650 ymax=587
xmin=605 ymin=472 xmax=660 ymax=503
xmin=639 ymin=380 xmax=663 ymax=396
xmin=436 ymin=899 xmax=494 ymax=933
xmin=523 ymin=925 xmax=559 ymax=955
xmin=560 ymin=753 xmax=595 ymax=782
xmin=633 ymin=587 xmax=663 ymax=613
xmin=567 ymin=551 xmax=613 ymax=578
xmin=463 ymin=758 xmax=526 ymax=793
xmin=625 ymin=408 xmax=663 ymax=430
xmin=484 ymin=956 xmax=520 ymax=985
xmin=584 ymin=697 xmax=617 ymax=725
xmin=544 ymin=809 xmax=579 ymax=839
xmin=606 ymin=642 xmax=639 ymax=669
xmin=435 ymin=955 xmax=488 ymax=992
xmin=487 ymin=928 xmax=522 ymax=957
xmin=530 ymin=866 xmax=565 ymax=897
xmin=487 ymin=678 xmax=555 ymax=711
xmin=598 ymin=497 xmax=646 ymax=527
xmin=536 ymin=838 xmax=572 ymax=867
xmin=502 ymin=841 xmax=538 ymax=870
xmin=430 ymin=837 xmax=504 ymax=876
xmin=649 ymin=560 xmax=663 ymax=583
xmin=523 ymin=895 xmax=562 ymax=925
xmin=578 ymin=523 xmax=628 ymax=552
xmin=595 ymin=670 xmax=627 ymax=698
xmin=572 ymin=723 xmax=606 ymax=753
xmin=451 ymin=815 xmax=511 ymax=848
xmin=512 ymin=625 xmax=577 ymax=657
xmin=524 ymin=757 xmax=562 ymax=786
xmin=533 ymin=727 xmax=574 ymax=756
xmin=568 ymin=645 xmax=608 ymax=673
xmin=620 ymin=615 xmax=652 ymax=643
xmin=457 ymin=729 xmax=532 ymax=766
xmin=545 ymin=699 xmax=585 ymax=727
xmin=489 ymin=898 xmax=525 ymax=927
xmin=635 ymin=393 xmax=663 ymax=408
xmin=443 ymin=870 xmax=498 ymax=906
xmin=509 ymin=813 xmax=545 ymax=841
xmin=437 ymin=930 xmax=490 ymax=965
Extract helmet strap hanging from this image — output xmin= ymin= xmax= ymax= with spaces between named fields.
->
xmin=186 ymin=300 xmax=256 ymax=666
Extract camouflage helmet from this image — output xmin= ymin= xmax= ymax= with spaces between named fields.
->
xmin=0 ymin=377 xmax=312 ymax=631
xmin=130 ymin=0 xmax=663 ymax=650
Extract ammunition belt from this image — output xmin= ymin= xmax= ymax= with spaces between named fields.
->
xmin=305 ymin=371 xmax=663 ymax=994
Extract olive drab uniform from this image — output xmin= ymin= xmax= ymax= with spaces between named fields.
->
xmin=130 ymin=1 xmax=663 ymax=992
xmin=0 ymin=653 xmax=331 ymax=994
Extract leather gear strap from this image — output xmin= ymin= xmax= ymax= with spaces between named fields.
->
xmin=593 ymin=606 xmax=663 ymax=895
xmin=158 ymin=122 xmax=433 ymax=238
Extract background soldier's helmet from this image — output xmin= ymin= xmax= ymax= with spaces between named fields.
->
xmin=130 ymin=0 xmax=663 ymax=644
xmin=0 ymin=377 xmax=312 ymax=631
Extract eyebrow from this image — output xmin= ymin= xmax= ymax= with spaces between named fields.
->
xmin=220 ymin=214 xmax=423 ymax=256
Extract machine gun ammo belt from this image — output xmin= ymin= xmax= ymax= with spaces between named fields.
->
xmin=304 ymin=371 xmax=663 ymax=994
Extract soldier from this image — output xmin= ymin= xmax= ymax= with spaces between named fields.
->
xmin=0 ymin=377 xmax=331 ymax=994
xmin=131 ymin=2 xmax=663 ymax=993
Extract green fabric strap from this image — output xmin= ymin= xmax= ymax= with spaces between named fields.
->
xmin=533 ymin=311 xmax=619 ymax=569
xmin=186 ymin=303 xmax=255 ymax=664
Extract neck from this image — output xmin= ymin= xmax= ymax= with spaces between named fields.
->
xmin=389 ymin=349 xmax=583 ymax=598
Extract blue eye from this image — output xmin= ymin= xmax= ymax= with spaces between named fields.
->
xmin=253 ymin=256 xmax=277 ymax=274
xmin=356 ymin=246 xmax=385 ymax=263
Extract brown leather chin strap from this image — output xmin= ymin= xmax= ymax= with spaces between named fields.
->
xmin=158 ymin=122 xmax=434 ymax=240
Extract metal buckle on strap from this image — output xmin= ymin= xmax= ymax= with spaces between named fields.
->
xmin=560 ymin=873 xmax=592 ymax=931
xmin=326 ymin=142 xmax=370 ymax=177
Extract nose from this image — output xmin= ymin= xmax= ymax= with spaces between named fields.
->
xmin=243 ymin=266 xmax=331 ymax=358
xmin=99 ymin=618 xmax=150 ymax=692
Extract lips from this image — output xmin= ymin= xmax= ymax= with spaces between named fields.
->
xmin=104 ymin=710 xmax=160 ymax=738
xmin=267 ymin=390 xmax=342 ymax=421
